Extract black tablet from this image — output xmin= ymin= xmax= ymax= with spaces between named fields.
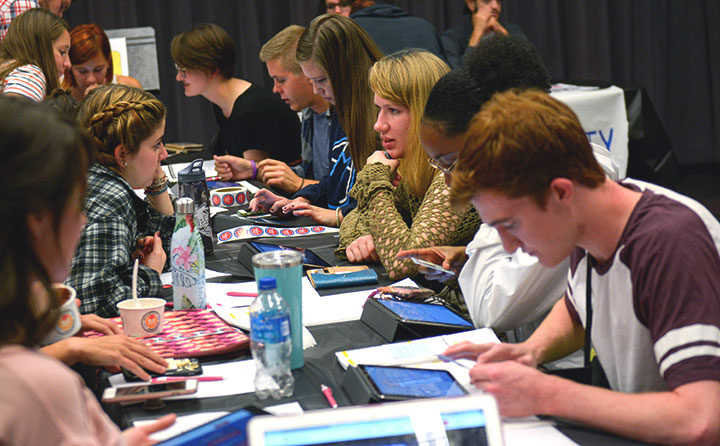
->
xmin=377 ymin=299 xmax=474 ymax=328
xmin=359 ymin=364 xmax=467 ymax=400
xmin=248 ymin=241 xmax=330 ymax=268
xmin=156 ymin=406 xmax=268 ymax=446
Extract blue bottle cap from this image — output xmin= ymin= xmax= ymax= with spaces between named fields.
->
xmin=258 ymin=277 xmax=276 ymax=290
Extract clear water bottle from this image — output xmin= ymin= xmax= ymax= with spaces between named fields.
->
xmin=170 ymin=197 xmax=206 ymax=310
xmin=250 ymin=277 xmax=294 ymax=399
xmin=177 ymin=159 xmax=213 ymax=256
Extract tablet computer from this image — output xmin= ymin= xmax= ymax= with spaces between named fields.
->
xmin=359 ymin=364 xmax=467 ymax=400
xmin=247 ymin=241 xmax=330 ymax=268
xmin=247 ymin=394 xmax=504 ymax=446
xmin=157 ymin=406 xmax=268 ymax=446
xmin=376 ymin=299 xmax=473 ymax=328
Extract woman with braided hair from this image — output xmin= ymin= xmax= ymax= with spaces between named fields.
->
xmin=68 ymin=84 xmax=174 ymax=318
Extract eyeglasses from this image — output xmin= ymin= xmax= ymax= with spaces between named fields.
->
xmin=427 ymin=156 xmax=457 ymax=175
xmin=326 ymin=0 xmax=352 ymax=11
xmin=174 ymin=64 xmax=187 ymax=79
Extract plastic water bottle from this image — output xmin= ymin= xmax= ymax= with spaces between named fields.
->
xmin=170 ymin=197 xmax=206 ymax=310
xmin=250 ymin=277 xmax=294 ymax=399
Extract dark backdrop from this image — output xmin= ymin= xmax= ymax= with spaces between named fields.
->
xmin=64 ymin=0 xmax=719 ymax=166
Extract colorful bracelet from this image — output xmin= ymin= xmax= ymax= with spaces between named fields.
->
xmin=250 ymin=160 xmax=257 ymax=180
xmin=144 ymin=173 xmax=168 ymax=195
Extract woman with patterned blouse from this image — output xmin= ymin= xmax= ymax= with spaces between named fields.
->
xmin=337 ymin=50 xmax=480 ymax=288
xmin=68 ymin=84 xmax=174 ymax=317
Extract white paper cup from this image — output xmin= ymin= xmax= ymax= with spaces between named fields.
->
xmin=42 ymin=284 xmax=82 ymax=345
xmin=117 ymin=298 xmax=165 ymax=337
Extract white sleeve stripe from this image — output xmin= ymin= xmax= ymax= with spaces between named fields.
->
xmin=658 ymin=344 xmax=720 ymax=376
xmin=654 ymin=324 xmax=720 ymax=360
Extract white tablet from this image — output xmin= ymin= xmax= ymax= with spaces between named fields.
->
xmin=247 ymin=394 xmax=504 ymax=446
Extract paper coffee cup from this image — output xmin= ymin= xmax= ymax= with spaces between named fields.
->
xmin=117 ymin=298 xmax=165 ymax=337
xmin=41 ymin=284 xmax=82 ymax=345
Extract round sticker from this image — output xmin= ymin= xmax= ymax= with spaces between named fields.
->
xmin=250 ymin=226 xmax=264 ymax=236
xmin=223 ymin=194 xmax=235 ymax=206
xmin=219 ymin=231 xmax=232 ymax=241
xmin=141 ymin=311 xmax=161 ymax=333
xmin=311 ymin=226 xmax=325 ymax=233
xmin=236 ymin=192 xmax=246 ymax=204
xmin=281 ymin=229 xmax=294 ymax=236
xmin=296 ymin=227 xmax=309 ymax=235
xmin=265 ymin=228 xmax=279 ymax=236
xmin=234 ymin=228 xmax=245 ymax=237
xmin=211 ymin=195 xmax=221 ymax=206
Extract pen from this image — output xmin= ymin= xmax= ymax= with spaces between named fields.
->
xmin=436 ymin=354 xmax=473 ymax=370
xmin=226 ymin=291 xmax=258 ymax=297
xmin=320 ymin=384 xmax=338 ymax=408
xmin=206 ymin=176 xmax=222 ymax=181
xmin=151 ymin=376 xmax=223 ymax=383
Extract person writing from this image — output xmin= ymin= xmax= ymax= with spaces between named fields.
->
xmin=443 ymin=89 xmax=720 ymax=445
xmin=336 ymin=50 xmax=480 ymax=297
xmin=62 ymin=23 xmax=142 ymax=101
xmin=0 ymin=94 xmax=174 ymax=445
xmin=0 ymin=8 xmax=70 ymax=101
xmin=68 ymin=84 xmax=174 ymax=318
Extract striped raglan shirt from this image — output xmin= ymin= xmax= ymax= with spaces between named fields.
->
xmin=565 ymin=179 xmax=720 ymax=393
xmin=1 ymin=63 xmax=45 ymax=102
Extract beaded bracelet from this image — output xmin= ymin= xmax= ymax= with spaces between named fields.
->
xmin=250 ymin=160 xmax=257 ymax=180
xmin=145 ymin=173 xmax=168 ymax=196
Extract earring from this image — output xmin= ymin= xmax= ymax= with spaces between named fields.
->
xmin=123 ymin=161 xmax=128 ymax=167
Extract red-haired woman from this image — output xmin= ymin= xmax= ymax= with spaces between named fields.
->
xmin=62 ymin=23 xmax=141 ymax=101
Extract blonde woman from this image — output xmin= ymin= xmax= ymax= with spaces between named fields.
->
xmin=68 ymin=84 xmax=174 ymax=317
xmin=337 ymin=50 xmax=480 ymax=288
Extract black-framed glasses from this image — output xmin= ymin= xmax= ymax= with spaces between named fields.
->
xmin=174 ymin=64 xmax=187 ymax=79
xmin=427 ymin=156 xmax=457 ymax=175
xmin=326 ymin=0 xmax=352 ymax=11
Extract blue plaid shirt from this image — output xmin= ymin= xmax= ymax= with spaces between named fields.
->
xmin=67 ymin=164 xmax=174 ymax=317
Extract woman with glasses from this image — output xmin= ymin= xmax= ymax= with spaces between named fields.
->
xmin=62 ymin=24 xmax=141 ymax=102
xmin=335 ymin=50 xmax=480 ymax=300
xmin=171 ymin=23 xmax=301 ymax=168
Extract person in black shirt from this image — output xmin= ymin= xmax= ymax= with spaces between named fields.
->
xmin=171 ymin=23 xmax=301 ymax=177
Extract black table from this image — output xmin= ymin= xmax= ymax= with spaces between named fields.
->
xmin=103 ymin=208 xmax=656 ymax=445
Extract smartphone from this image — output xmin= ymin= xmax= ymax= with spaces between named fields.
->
xmin=122 ymin=357 xmax=202 ymax=382
xmin=359 ymin=365 xmax=467 ymax=400
xmin=410 ymin=256 xmax=455 ymax=276
xmin=101 ymin=380 xmax=198 ymax=403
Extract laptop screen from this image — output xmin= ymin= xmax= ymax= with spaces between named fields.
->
xmin=261 ymin=409 xmax=490 ymax=446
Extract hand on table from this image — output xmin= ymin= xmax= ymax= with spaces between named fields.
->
xmin=396 ymin=246 xmax=467 ymax=282
xmin=442 ymin=340 xmax=539 ymax=368
xmin=79 ymin=313 xmax=122 ymax=336
xmin=283 ymin=201 xmax=337 ymax=226
xmin=249 ymin=189 xmax=293 ymax=214
xmin=214 ymin=155 xmax=253 ymax=181
xmin=123 ymin=414 xmax=177 ymax=446
xmin=346 ymin=235 xmax=379 ymax=263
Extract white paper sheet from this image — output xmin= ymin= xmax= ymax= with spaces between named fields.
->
xmin=504 ymin=418 xmax=579 ymax=446
xmin=134 ymin=411 xmax=230 ymax=442
xmin=263 ymin=401 xmax=304 ymax=416
xmin=161 ymin=269 xmax=230 ymax=286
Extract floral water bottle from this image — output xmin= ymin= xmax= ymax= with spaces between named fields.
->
xmin=171 ymin=197 xmax=206 ymax=310
xmin=250 ymin=277 xmax=294 ymax=399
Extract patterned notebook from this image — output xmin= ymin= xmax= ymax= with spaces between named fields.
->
xmin=84 ymin=309 xmax=249 ymax=358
